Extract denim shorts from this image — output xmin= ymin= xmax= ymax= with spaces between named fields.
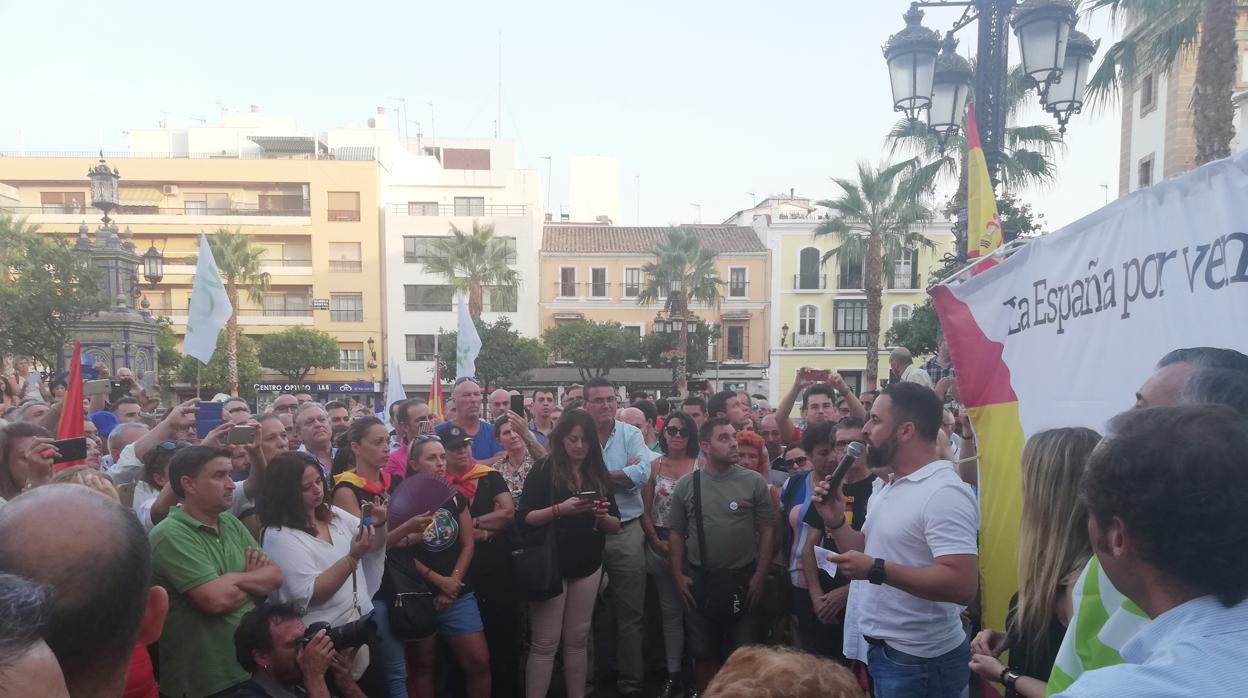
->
xmin=437 ymin=592 xmax=484 ymax=637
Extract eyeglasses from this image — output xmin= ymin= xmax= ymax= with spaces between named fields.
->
xmin=157 ymin=440 xmax=192 ymax=452
xmin=833 ymin=439 xmax=863 ymax=450
xmin=227 ymin=407 xmax=249 ymax=414
xmin=588 ymin=396 xmax=618 ymax=406
xmin=664 ymin=426 xmax=689 ymax=437
xmin=784 ymin=455 xmax=810 ymax=467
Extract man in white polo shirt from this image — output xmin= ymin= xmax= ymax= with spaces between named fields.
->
xmin=812 ymin=382 xmax=978 ymax=698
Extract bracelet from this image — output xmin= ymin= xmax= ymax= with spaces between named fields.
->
xmin=552 ymin=504 xmax=561 ymax=520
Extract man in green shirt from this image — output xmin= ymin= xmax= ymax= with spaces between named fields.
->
xmin=150 ymin=445 xmax=283 ymax=698
xmin=669 ymin=417 xmax=776 ymax=693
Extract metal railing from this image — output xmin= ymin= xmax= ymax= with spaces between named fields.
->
xmin=793 ymin=274 xmax=827 ymax=290
xmin=327 ymin=210 xmax=361 ymax=222
xmin=793 ymin=332 xmax=825 ymax=348
xmin=0 ymin=150 xmax=376 ymax=161
xmin=329 ymin=260 xmax=362 ymax=273
xmin=388 ymin=203 xmax=529 ymax=217
xmin=261 ymin=258 xmax=312 ymax=267
xmin=405 ymin=302 xmax=453 ymax=312
xmin=330 ymin=309 xmax=364 ymax=322
xmin=145 ymin=307 xmax=314 ymax=317
xmin=835 ymin=330 xmax=868 ymax=348
xmin=727 ymin=282 xmax=748 ymax=298
xmin=1 ymin=205 xmax=310 ymax=217
xmin=555 ymin=281 xmax=579 ymax=297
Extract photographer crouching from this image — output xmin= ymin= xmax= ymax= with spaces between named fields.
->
xmin=232 ymin=602 xmax=369 ymax=698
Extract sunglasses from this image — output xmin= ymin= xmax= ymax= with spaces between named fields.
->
xmin=784 ymin=455 xmax=810 ymax=467
xmin=157 ymin=440 xmax=192 ymax=452
xmin=412 ymin=434 xmax=439 ymax=443
xmin=664 ymin=426 xmax=689 ymax=437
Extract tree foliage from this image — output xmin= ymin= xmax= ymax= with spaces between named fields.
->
xmin=541 ymin=321 xmax=642 ymax=382
xmin=437 ymin=317 xmax=546 ymax=389
xmin=640 ymin=323 xmax=717 ymax=377
xmin=190 ymin=227 xmax=271 ymax=396
xmin=424 ymin=222 xmax=521 ymax=318
xmin=179 ymin=331 xmax=262 ymax=399
xmin=885 ymin=302 xmax=942 ymax=357
xmin=0 ymin=215 xmax=108 ymax=373
xmin=154 ymin=317 xmax=184 ymax=384
xmin=259 ymin=327 xmax=340 ymax=382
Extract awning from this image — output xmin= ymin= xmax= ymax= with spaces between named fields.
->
xmin=119 ymin=187 xmax=164 ymax=206
xmin=334 ymin=146 xmax=376 ymax=161
xmin=247 ymin=136 xmax=327 ymax=155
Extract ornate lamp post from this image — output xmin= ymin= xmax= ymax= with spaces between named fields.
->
xmin=929 ymin=35 xmax=975 ymax=150
xmin=143 ymin=244 xmax=165 ymax=287
xmin=87 ymin=154 xmax=120 ymax=228
xmin=1042 ymin=29 xmax=1098 ymax=133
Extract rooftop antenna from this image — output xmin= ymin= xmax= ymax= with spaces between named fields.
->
xmin=388 ymin=97 xmax=408 ymax=141
xmin=746 ymin=191 xmax=756 ymax=207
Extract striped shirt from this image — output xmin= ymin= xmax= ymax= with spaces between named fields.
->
xmin=1047 ymin=556 xmax=1149 ymax=694
xmin=1054 ymin=595 xmax=1248 ymax=697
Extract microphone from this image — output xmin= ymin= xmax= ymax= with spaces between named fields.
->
xmin=824 ymin=440 xmax=865 ymax=495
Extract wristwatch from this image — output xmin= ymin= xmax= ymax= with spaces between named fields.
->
xmin=867 ymin=558 xmax=887 ymax=585
xmin=1000 ymin=668 xmax=1021 ymax=690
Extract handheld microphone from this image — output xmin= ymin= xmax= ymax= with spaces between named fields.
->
xmin=824 ymin=441 xmax=865 ymax=495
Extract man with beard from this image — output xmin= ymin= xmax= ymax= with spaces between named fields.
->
xmin=811 ymin=382 xmax=978 ymax=698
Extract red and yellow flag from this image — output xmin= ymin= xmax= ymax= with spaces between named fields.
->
xmin=428 ymin=361 xmax=444 ymax=422
xmin=967 ymin=103 xmax=1004 ymax=273
xmin=55 ymin=341 xmax=86 ymax=470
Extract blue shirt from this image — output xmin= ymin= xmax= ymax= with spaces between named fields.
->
xmin=1055 ymin=595 xmax=1248 ymax=697
xmin=529 ymin=419 xmax=551 ymax=449
xmin=600 ymin=420 xmax=657 ymax=522
xmin=436 ymin=420 xmax=505 ymax=462
xmin=297 ymin=445 xmax=336 ymax=479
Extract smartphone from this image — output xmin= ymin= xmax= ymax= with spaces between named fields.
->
xmin=50 ymin=437 xmax=88 ymax=464
xmin=227 ymin=425 xmax=257 ymax=445
xmin=510 ymin=394 xmax=526 ymax=416
xmin=804 ymin=368 xmax=832 ymax=383
xmin=361 ymin=502 xmax=374 ymax=527
xmin=687 ymin=379 xmax=709 ymax=393
xmin=196 ymin=401 xmax=224 ymax=440
xmin=83 ymin=379 xmax=111 ymax=397
xmin=415 ymin=418 xmax=434 ymax=436
xmin=575 ymin=491 xmax=598 ymax=500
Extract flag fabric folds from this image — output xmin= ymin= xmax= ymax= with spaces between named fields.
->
xmin=455 ymin=292 xmax=481 ymax=381
xmin=182 ymin=233 xmax=234 ymax=364
xmin=429 ymin=361 xmax=445 ymax=422
xmin=966 ymin=102 xmax=1004 ymax=273
xmin=55 ymin=341 xmax=86 ymax=470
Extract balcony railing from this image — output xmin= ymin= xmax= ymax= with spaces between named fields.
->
xmin=555 ymin=281 xmax=579 ymax=297
xmin=793 ymin=332 xmax=825 ymax=348
xmin=728 ymin=282 xmax=748 ymax=298
xmin=405 ymin=302 xmax=453 ymax=312
xmin=388 ymin=203 xmax=529 ymax=217
xmin=262 ymin=258 xmax=312 ymax=267
xmin=329 ymin=260 xmax=362 ymax=273
xmin=146 ymin=307 xmax=314 ymax=317
xmin=327 ymin=210 xmax=361 ymax=222
xmin=793 ymin=274 xmax=827 ymax=290
xmin=330 ymin=309 xmax=364 ymax=322
xmin=0 ymin=150 xmax=374 ymax=161
xmin=835 ymin=330 xmax=868 ymax=348
xmin=1 ymin=205 xmax=311 ymax=217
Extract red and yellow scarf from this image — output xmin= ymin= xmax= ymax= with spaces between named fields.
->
xmin=447 ymin=463 xmax=494 ymax=500
xmin=333 ymin=469 xmax=393 ymax=496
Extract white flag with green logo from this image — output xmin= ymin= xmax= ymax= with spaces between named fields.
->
xmin=182 ymin=233 xmax=234 ymax=364
xmin=455 ymin=292 xmax=480 ymax=381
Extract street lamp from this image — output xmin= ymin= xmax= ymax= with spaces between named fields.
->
xmin=928 ymin=35 xmax=974 ymax=149
xmin=780 ymin=323 xmax=790 ymax=348
xmin=883 ymin=5 xmax=942 ymax=121
xmin=142 ymin=244 xmax=164 ymax=287
xmin=1011 ymin=0 xmax=1077 ymax=92
xmin=1043 ymin=29 xmax=1098 ymax=134
xmin=86 ymin=153 xmax=120 ymax=227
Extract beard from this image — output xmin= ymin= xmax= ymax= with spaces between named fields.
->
xmin=866 ymin=430 xmax=899 ymax=471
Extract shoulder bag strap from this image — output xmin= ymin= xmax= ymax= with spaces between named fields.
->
xmin=693 ymin=469 xmax=709 ymax=570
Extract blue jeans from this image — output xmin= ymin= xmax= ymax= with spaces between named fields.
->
xmin=369 ymin=600 xmax=409 ymax=698
xmin=866 ymin=637 xmax=969 ymax=698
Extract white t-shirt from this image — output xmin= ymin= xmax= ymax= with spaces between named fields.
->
xmin=900 ymin=364 xmax=935 ymax=389
xmin=855 ymin=459 xmax=978 ymax=658
xmin=262 ymin=506 xmax=385 ymax=627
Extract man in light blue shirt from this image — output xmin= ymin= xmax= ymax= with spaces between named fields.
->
xmin=1053 ymin=405 xmax=1248 ymax=698
xmin=584 ymin=376 xmax=656 ymax=698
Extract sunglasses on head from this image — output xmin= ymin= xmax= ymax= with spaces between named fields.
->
xmin=664 ymin=426 xmax=689 ymax=437
xmin=412 ymin=434 xmax=439 ymax=443
xmin=784 ymin=455 xmax=810 ymax=467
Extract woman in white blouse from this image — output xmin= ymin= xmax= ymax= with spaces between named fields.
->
xmin=258 ymin=451 xmax=388 ymax=684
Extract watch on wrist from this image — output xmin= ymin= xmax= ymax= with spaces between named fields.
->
xmin=1000 ymin=669 xmax=1021 ymax=689
xmin=867 ymin=558 xmax=887 ymax=585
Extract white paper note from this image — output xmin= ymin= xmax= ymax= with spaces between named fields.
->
xmin=813 ymin=544 xmax=839 ymax=578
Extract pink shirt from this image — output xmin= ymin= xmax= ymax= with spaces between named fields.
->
xmin=385 ymin=443 xmax=408 ymax=478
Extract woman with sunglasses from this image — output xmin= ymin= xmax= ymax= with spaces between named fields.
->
xmin=639 ymin=410 xmax=699 ymax=698
xmin=131 ymin=440 xmax=184 ymax=524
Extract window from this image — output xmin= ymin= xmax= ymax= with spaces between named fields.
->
xmin=407 ymin=201 xmax=439 ymax=216
xmin=258 ymin=193 xmax=306 ymax=213
xmin=798 ymin=305 xmax=818 ymax=335
xmin=834 ymin=300 xmax=868 ymax=348
xmin=442 ymin=148 xmax=491 ymax=171
xmin=559 ymin=267 xmax=577 ymax=297
xmin=891 ymin=304 xmax=913 ymax=327
xmin=328 ymin=242 xmax=361 ymax=273
xmin=1139 ymin=73 xmax=1156 ymax=115
xmin=623 ymin=267 xmax=641 ymax=297
xmin=838 ymin=253 xmax=864 ymax=290
xmin=405 ymin=334 xmax=437 ymax=361
xmin=726 ymin=324 xmax=746 ymax=360
xmin=276 ymin=242 xmax=312 ymax=266
xmin=1138 ymin=154 xmax=1155 ymax=189
xmin=403 ymin=236 xmax=444 ymax=263
xmin=484 ymin=286 xmax=517 ymax=313
xmin=590 ymin=268 xmax=608 ymax=297
xmin=890 ymin=249 xmax=918 ymax=289
xmin=262 ymin=294 xmax=311 ymax=316
xmin=327 ymin=192 xmax=361 ymax=222
xmin=184 ymin=192 xmax=230 ymax=215
xmin=797 ymin=247 xmax=823 ymax=289
xmin=729 ymin=268 xmax=747 ymax=297
xmin=40 ymin=192 xmax=86 ymax=214
xmin=501 ymin=237 xmax=518 ymax=265
xmin=622 ymin=324 xmax=643 ymax=340
xmin=337 ymin=348 xmax=364 ymax=372
xmin=453 ymin=197 xmax=485 ymax=216
xmin=330 ymin=293 xmax=363 ymax=322
xmin=404 ymin=285 xmax=454 ymax=312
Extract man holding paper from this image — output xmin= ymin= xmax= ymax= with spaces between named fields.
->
xmin=811 ymin=382 xmax=978 ymax=698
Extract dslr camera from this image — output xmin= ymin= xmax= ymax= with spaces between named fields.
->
xmin=302 ymin=612 xmax=377 ymax=650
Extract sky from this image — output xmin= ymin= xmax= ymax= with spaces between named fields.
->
xmin=0 ymin=0 xmax=1121 ymax=231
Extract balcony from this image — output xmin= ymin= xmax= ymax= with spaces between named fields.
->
xmin=388 ymin=203 xmax=529 ymax=217
xmin=555 ymin=281 xmax=580 ymax=298
xmin=793 ymin=332 xmax=825 ymax=348
xmin=0 ymin=205 xmax=311 ymax=218
xmin=146 ymin=307 xmax=314 ymax=327
xmin=727 ymin=282 xmax=749 ymax=299
xmin=793 ymin=274 xmax=826 ymax=291
xmin=835 ymin=331 xmax=868 ymax=348
xmin=329 ymin=260 xmax=362 ymax=273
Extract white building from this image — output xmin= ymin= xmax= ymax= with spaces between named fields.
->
xmin=567 ymin=154 xmax=621 ymax=224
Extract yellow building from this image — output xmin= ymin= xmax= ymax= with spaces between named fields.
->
xmin=725 ymin=194 xmax=954 ymax=401
xmin=0 ymin=148 xmax=385 ymax=399
xmin=539 ymin=224 xmax=771 ymax=393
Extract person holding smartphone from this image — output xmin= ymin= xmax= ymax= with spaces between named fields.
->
xmin=386 ymin=399 xmax=434 ymax=478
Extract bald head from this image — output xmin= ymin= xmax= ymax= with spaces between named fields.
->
xmin=889 ymin=347 xmax=914 ymax=368
xmin=489 ymin=388 xmax=512 ymax=420
xmin=620 ymin=407 xmax=646 ymax=433
xmin=0 ymin=485 xmax=154 ymax=693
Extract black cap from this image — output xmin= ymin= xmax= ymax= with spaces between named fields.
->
xmin=437 ymin=425 xmax=472 ymax=449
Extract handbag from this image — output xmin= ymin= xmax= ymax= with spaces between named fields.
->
xmin=512 ymin=516 xmax=563 ymax=601
xmin=382 ymin=552 xmax=437 ymax=641
xmin=342 ymin=568 xmax=371 ymax=680
xmin=692 ymin=469 xmax=753 ymax=622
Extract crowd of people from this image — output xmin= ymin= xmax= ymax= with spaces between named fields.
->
xmin=1 ymin=344 xmax=1247 ymax=698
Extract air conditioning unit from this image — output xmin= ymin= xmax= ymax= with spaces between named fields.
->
xmin=162 ymin=184 xmax=179 ymax=196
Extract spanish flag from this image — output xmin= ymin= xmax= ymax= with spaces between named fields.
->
xmin=966 ymin=103 xmax=1004 ymax=272
xmin=55 ymin=341 xmax=86 ymax=470
xmin=429 ymin=361 xmax=444 ymax=422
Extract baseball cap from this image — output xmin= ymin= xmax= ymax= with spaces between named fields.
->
xmin=437 ymin=425 xmax=473 ymax=449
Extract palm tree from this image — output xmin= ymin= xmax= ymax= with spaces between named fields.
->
xmin=816 ymin=161 xmax=935 ymax=389
xmin=635 ymin=227 xmax=724 ymax=386
xmin=1084 ymin=0 xmax=1236 ymax=165
xmin=196 ymin=227 xmax=270 ymax=396
xmin=425 ymin=221 xmax=520 ymax=318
